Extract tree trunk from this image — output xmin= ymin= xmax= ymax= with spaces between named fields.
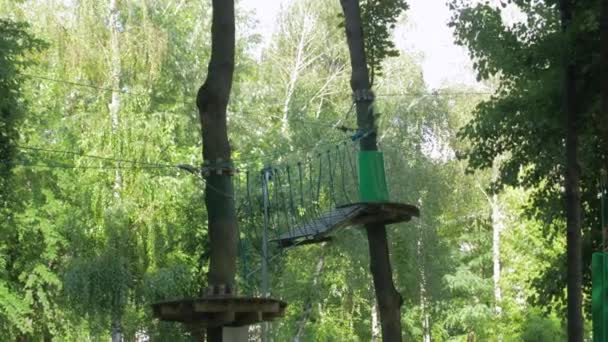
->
xmin=293 ymin=251 xmax=326 ymax=342
xmin=109 ymin=1 xmax=123 ymax=341
xmin=371 ymin=300 xmax=381 ymax=342
xmin=602 ymin=0 xmax=608 ymax=163
xmin=478 ymin=175 xmax=504 ymax=318
xmin=340 ymin=1 xmax=403 ymax=340
xmin=477 ymin=189 xmax=503 ymax=316
xmin=281 ymin=12 xmax=313 ymax=135
xmin=196 ymin=0 xmax=237 ymax=341
xmin=111 ymin=318 xmax=122 ymax=342
xmin=417 ymin=222 xmax=431 ymax=342
xmin=490 ymin=194 xmax=503 ymax=316
xmin=43 ymin=331 xmax=52 ymax=342
xmin=602 ymin=0 xmax=608 ymax=250
xmin=559 ymin=0 xmax=583 ymax=340
xmin=109 ymin=0 xmax=122 ymax=199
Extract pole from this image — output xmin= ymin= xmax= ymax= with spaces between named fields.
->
xmin=261 ymin=167 xmax=271 ymax=341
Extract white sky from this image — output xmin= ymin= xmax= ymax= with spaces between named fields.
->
xmin=240 ymin=0 xmax=480 ymax=89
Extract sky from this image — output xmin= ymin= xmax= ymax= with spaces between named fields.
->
xmin=240 ymin=0 xmax=480 ymax=90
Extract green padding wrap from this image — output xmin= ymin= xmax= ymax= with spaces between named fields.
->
xmin=593 ymin=252 xmax=608 ymax=342
xmin=358 ymin=151 xmax=389 ymax=202
xmin=602 ymin=188 xmax=607 ymax=227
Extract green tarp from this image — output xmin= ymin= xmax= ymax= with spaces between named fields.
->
xmin=358 ymin=151 xmax=389 ymax=202
xmin=594 ymin=180 xmax=608 ymax=342
xmin=593 ymin=252 xmax=608 ymax=342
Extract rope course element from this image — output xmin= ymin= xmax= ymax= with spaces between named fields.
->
xmin=16 ymin=145 xmax=177 ymax=168
xmin=11 ymin=130 xmax=416 ymax=303
xmin=22 ymin=73 xmax=149 ymax=97
xmin=231 ymin=142 xmax=358 ymax=284
xmin=2 ymin=159 xmax=171 ymax=170
xmin=229 ymin=140 xmax=419 ymax=299
xmin=12 ymin=137 xmax=419 ymax=307
xmin=22 ymin=72 xmax=493 ymax=98
xmin=12 ymin=69 xmax=426 ymax=311
xmin=201 ymin=159 xmax=238 ymax=177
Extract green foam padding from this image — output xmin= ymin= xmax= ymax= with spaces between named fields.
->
xmin=593 ymin=252 xmax=608 ymax=342
xmin=358 ymin=151 xmax=389 ymax=202
xmin=602 ymin=188 xmax=608 ymax=227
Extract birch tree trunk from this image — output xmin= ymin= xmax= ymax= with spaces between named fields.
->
xmin=281 ymin=12 xmax=313 ymax=134
xmin=196 ymin=0 xmax=237 ymax=341
xmin=490 ymin=194 xmax=503 ymax=316
xmin=478 ymin=171 xmax=504 ymax=318
xmin=340 ymin=1 xmax=403 ymax=340
xmin=108 ymin=1 xmax=123 ymax=341
xmin=109 ymin=0 xmax=122 ymax=199
xmin=559 ymin=0 xmax=583 ymax=340
xmin=293 ymin=252 xmax=326 ymax=342
xmin=417 ymin=222 xmax=431 ymax=342
xmin=371 ymin=300 xmax=381 ymax=342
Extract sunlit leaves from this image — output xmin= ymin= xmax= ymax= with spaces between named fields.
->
xmin=449 ymin=0 xmax=602 ymax=321
xmin=359 ymin=0 xmax=408 ymax=85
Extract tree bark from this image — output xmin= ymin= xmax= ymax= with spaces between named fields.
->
xmin=293 ymin=251 xmax=326 ymax=342
xmin=559 ymin=0 xmax=583 ymax=340
xmin=109 ymin=0 xmax=121 ymax=136
xmin=340 ymin=1 xmax=403 ymax=340
xmin=601 ymin=0 xmax=608 ymax=250
xmin=602 ymin=0 xmax=608 ymax=161
xmin=417 ymin=222 xmax=431 ymax=342
xmin=490 ymin=195 xmax=503 ymax=316
xmin=478 ymin=186 xmax=504 ymax=316
xmin=109 ymin=0 xmax=122 ymax=198
xmin=43 ymin=331 xmax=52 ymax=342
xmin=281 ymin=11 xmax=313 ymax=135
xmin=111 ymin=319 xmax=122 ymax=342
xmin=196 ymin=0 xmax=237 ymax=341
xmin=109 ymin=1 xmax=123 ymax=341
xmin=371 ymin=299 xmax=381 ymax=342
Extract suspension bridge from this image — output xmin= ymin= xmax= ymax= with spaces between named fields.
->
xmin=226 ymin=136 xmax=419 ymax=297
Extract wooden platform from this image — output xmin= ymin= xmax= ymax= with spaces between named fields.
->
xmin=271 ymin=202 xmax=419 ymax=248
xmin=152 ymin=296 xmax=287 ymax=328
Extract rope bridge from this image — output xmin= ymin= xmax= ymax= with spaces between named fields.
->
xmin=230 ymin=138 xmax=419 ymax=295
xmin=140 ymin=134 xmax=418 ymax=327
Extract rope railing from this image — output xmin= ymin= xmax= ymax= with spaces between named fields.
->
xmin=234 ymin=139 xmax=424 ymax=297
xmin=233 ymin=140 xmax=361 ymax=294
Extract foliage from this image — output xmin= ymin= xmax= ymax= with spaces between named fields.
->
xmin=449 ymin=0 xmax=602 ymax=317
xmin=0 ymin=0 xmax=586 ymax=339
xmin=360 ymin=0 xmax=408 ymax=85
xmin=0 ymin=19 xmax=46 ymax=174
xmin=0 ymin=18 xmax=50 ymax=339
xmin=519 ymin=309 xmax=565 ymax=342
xmin=337 ymin=0 xmax=408 ymax=86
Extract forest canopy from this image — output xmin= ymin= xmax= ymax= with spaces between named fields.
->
xmin=0 ymin=0 xmax=604 ymax=341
